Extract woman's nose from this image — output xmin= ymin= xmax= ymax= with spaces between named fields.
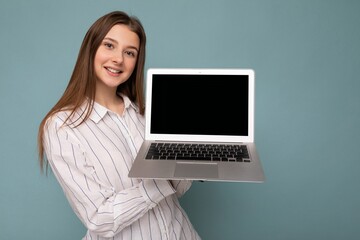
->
xmin=112 ymin=52 xmax=124 ymax=64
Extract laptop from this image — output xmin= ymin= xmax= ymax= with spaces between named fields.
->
xmin=128 ymin=68 xmax=265 ymax=182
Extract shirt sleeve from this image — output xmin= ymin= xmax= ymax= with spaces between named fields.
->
xmin=43 ymin=117 xmax=176 ymax=237
xmin=170 ymin=180 xmax=193 ymax=198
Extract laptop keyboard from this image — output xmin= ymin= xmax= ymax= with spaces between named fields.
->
xmin=145 ymin=143 xmax=250 ymax=162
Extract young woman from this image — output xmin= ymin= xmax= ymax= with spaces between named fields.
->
xmin=38 ymin=11 xmax=200 ymax=240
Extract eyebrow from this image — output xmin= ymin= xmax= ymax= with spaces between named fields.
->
xmin=103 ymin=37 xmax=139 ymax=51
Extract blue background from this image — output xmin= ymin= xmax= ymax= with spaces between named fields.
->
xmin=1 ymin=0 xmax=359 ymax=239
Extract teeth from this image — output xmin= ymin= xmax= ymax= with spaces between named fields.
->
xmin=106 ymin=67 xmax=121 ymax=74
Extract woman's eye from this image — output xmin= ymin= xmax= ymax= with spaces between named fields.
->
xmin=125 ymin=51 xmax=136 ymax=57
xmin=104 ymin=42 xmax=114 ymax=49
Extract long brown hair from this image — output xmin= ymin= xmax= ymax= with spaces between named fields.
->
xmin=38 ymin=11 xmax=146 ymax=171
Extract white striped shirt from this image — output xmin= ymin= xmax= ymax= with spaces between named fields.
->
xmin=43 ymin=96 xmax=201 ymax=240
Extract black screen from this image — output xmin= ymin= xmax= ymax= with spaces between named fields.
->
xmin=150 ymin=74 xmax=249 ymax=136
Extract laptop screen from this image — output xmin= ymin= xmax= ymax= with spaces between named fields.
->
xmin=150 ymin=72 xmax=250 ymax=136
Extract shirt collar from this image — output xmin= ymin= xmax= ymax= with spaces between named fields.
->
xmin=88 ymin=95 xmax=139 ymax=124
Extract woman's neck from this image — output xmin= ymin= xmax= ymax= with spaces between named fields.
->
xmin=95 ymin=85 xmax=124 ymax=115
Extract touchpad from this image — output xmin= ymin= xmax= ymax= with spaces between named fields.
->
xmin=174 ymin=163 xmax=218 ymax=179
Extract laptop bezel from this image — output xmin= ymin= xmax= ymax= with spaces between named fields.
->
xmin=144 ymin=68 xmax=255 ymax=143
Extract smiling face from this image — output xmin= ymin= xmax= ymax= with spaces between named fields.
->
xmin=94 ymin=24 xmax=140 ymax=95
